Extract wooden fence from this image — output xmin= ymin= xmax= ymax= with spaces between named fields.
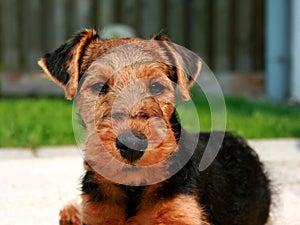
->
xmin=0 ymin=0 xmax=264 ymax=73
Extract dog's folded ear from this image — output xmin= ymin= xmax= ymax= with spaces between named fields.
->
xmin=171 ymin=46 xmax=202 ymax=101
xmin=38 ymin=29 xmax=100 ymax=99
xmin=151 ymin=35 xmax=202 ymax=101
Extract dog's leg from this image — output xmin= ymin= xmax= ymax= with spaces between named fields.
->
xmin=126 ymin=194 xmax=209 ymax=225
xmin=80 ymin=194 xmax=126 ymax=225
xmin=59 ymin=202 xmax=81 ymax=225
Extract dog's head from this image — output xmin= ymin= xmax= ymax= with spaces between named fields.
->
xmin=38 ymin=29 xmax=201 ymax=185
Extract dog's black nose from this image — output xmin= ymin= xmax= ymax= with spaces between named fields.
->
xmin=116 ymin=132 xmax=148 ymax=162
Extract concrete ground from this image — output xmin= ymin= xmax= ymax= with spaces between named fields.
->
xmin=0 ymin=139 xmax=299 ymax=225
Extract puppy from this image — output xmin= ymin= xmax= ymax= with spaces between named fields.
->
xmin=38 ymin=29 xmax=271 ymax=225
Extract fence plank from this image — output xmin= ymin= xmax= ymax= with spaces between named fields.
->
xmin=189 ymin=0 xmax=209 ymax=61
xmin=41 ymin=0 xmax=66 ymax=51
xmin=167 ymin=0 xmax=185 ymax=45
xmin=40 ymin=0 xmax=52 ymax=51
xmin=212 ymin=0 xmax=231 ymax=72
xmin=29 ymin=0 xmax=43 ymax=68
xmin=0 ymin=1 xmax=2 ymax=66
xmin=19 ymin=0 xmax=31 ymax=69
xmin=52 ymin=0 xmax=68 ymax=45
xmin=0 ymin=1 xmax=4 ymax=67
xmin=253 ymin=0 xmax=264 ymax=70
xmin=25 ymin=0 xmax=43 ymax=68
xmin=72 ymin=0 xmax=93 ymax=32
xmin=139 ymin=0 xmax=162 ymax=38
xmin=234 ymin=0 xmax=253 ymax=71
xmin=1 ymin=0 xmax=19 ymax=69
xmin=98 ymin=0 xmax=118 ymax=27
xmin=120 ymin=0 xmax=138 ymax=31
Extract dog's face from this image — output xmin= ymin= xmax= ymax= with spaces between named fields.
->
xmin=38 ymin=30 xmax=201 ymax=185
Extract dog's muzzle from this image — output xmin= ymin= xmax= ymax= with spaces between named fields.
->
xmin=116 ymin=131 xmax=148 ymax=162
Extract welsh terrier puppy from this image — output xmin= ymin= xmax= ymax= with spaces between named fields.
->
xmin=38 ymin=29 xmax=271 ymax=225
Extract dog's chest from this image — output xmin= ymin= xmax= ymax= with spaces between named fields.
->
xmin=120 ymin=186 xmax=144 ymax=218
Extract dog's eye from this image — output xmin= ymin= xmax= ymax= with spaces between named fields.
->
xmin=149 ymin=82 xmax=165 ymax=96
xmin=90 ymin=82 xmax=109 ymax=94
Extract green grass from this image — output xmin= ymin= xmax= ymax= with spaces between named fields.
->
xmin=177 ymin=94 xmax=300 ymax=139
xmin=0 ymin=95 xmax=299 ymax=148
xmin=0 ymin=98 xmax=75 ymax=148
xmin=224 ymin=96 xmax=300 ymax=138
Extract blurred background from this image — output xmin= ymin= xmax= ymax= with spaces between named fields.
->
xmin=0 ymin=0 xmax=300 ymax=147
xmin=1 ymin=0 xmax=266 ymax=98
xmin=1 ymin=0 xmax=300 ymax=101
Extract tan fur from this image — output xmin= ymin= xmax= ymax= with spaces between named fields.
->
xmin=127 ymin=195 xmax=209 ymax=225
xmin=81 ymin=191 xmax=127 ymax=225
xmin=59 ymin=202 xmax=81 ymax=225
xmin=38 ymin=30 xmax=206 ymax=225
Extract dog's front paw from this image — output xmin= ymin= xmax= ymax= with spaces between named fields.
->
xmin=59 ymin=203 xmax=81 ymax=225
